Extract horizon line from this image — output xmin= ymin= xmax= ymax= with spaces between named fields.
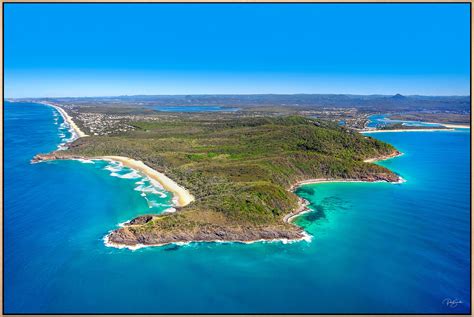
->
xmin=6 ymin=93 xmax=471 ymax=99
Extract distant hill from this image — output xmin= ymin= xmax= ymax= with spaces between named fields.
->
xmin=20 ymin=93 xmax=471 ymax=113
xmin=390 ymin=94 xmax=407 ymax=100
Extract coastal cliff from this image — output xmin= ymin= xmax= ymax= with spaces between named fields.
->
xmin=107 ymin=215 xmax=306 ymax=247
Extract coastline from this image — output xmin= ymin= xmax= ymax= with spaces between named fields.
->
xmin=284 ymin=175 xmax=405 ymax=223
xmin=104 ymin=168 xmax=404 ymax=251
xmin=439 ymin=123 xmax=470 ymax=129
xmin=361 ymin=116 xmax=470 ymax=133
xmin=41 ymin=102 xmax=89 ymax=139
xmin=103 ymin=148 xmax=404 ymax=250
xmin=103 ymin=229 xmax=313 ymax=251
xmin=33 ymin=102 xmax=195 ymax=209
xmin=363 ymin=151 xmax=403 ymax=163
xmin=283 ymin=150 xmax=404 ymax=226
xmin=32 ymin=153 xmax=196 ymax=210
xmin=99 ymin=156 xmax=195 ymax=207
xmin=362 ymin=128 xmax=454 ymax=133
xmin=34 ymin=102 xmax=404 ymax=250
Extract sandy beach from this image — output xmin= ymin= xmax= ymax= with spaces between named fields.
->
xmin=38 ymin=102 xmax=194 ymax=208
xmin=284 ymin=174 xmax=405 ymax=224
xmin=290 ymin=177 xmax=404 ymax=192
xmin=362 ymin=128 xmax=454 ymax=133
xmin=283 ymin=151 xmax=404 ymax=223
xmin=440 ymin=123 xmax=470 ymax=129
xmin=100 ymin=156 xmax=195 ymax=207
xmin=42 ymin=102 xmax=88 ymax=138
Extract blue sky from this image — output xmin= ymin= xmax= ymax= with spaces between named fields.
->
xmin=4 ymin=4 xmax=470 ymax=98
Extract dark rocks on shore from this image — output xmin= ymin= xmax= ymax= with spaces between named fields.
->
xmin=107 ymin=224 xmax=305 ymax=247
xmin=359 ymin=172 xmax=400 ymax=183
xmin=127 ymin=215 xmax=154 ymax=225
xmin=31 ymin=152 xmax=78 ymax=163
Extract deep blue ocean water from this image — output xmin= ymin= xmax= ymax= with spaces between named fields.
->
xmin=4 ymin=102 xmax=471 ymax=313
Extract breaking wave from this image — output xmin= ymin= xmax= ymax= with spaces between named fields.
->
xmin=99 ymin=161 xmax=172 ymax=213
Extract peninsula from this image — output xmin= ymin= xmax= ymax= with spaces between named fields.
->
xmin=33 ymin=106 xmax=402 ymax=248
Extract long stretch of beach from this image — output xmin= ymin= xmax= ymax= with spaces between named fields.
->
xmin=362 ymin=128 xmax=455 ymax=133
xmin=41 ymin=102 xmax=194 ymax=208
xmin=42 ymin=102 xmax=89 ymax=138
xmin=361 ymin=121 xmax=470 ymax=134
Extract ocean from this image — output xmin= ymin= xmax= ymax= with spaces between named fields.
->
xmin=4 ymin=101 xmax=470 ymax=313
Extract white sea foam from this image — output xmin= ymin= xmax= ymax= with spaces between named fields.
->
xmin=104 ymin=163 xmax=123 ymax=173
xmin=45 ymin=103 xmax=83 ymax=151
xmin=92 ymin=159 xmax=177 ymax=235
xmin=395 ymin=176 xmax=407 ymax=184
xmin=55 ymin=118 xmax=78 ymax=150
xmin=149 ymin=179 xmax=164 ymax=190
xmin=103 ymin=234 xmax=146 ymax=251
xmin=172 ymin=196 xmax=179 ymax=206
xmin=57 ymin=143 xmax=68 ymax=151
xmin=103 ymin=231 xmax=313 ymax=251
xmin=140 ymin=195 xmax=173 ymax=210
xmin=77 ymin=158 xmax=95 ymax=164
xmin=108 ymin=168 xmax=142 ymax=179
xmin=65 ymin=128 xmax=78 ymax=143
xmin=119 ymin=170 xmax=142 ymax=179
xmin=134 ymin=184 xmax=164 ymax=195
xmin=117 ymin=221 xmax=129 ymax=228
xmin=146 ymin=200 xmax=170 ymax=208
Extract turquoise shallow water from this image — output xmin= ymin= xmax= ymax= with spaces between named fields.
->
xmin=367 ymin=114 xmax=444 ymax=128
xmin=4 ymin=102 xmax=471 ymax=313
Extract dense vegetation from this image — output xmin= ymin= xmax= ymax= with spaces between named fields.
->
xmin=63 ymin=115 xmax=399 ymax=242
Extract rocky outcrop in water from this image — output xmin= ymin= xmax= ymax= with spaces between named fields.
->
xmin=356 ymin=172 xmax=400 ymax=183
xmin=31 ymin=152 xmax=78 ymax=163
xmin=107 ymin=222 xmax=305 ymax=247
xmin=127 ymin=215 xmax=154 ymax=225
